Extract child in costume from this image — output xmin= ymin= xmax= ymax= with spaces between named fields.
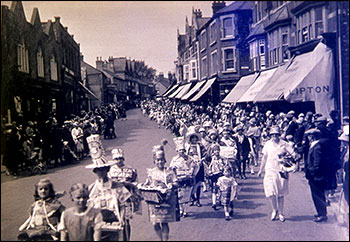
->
xmin=18 ymin=178 xmax=65 ymax=241
xmin=59 ymin=183 xmax=103 ymax=241
xmin=217 ymin=167 xmax=238 ymax=220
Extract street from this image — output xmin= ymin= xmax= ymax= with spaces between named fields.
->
xmin=1 ymin=108 xmax=348 ymax=241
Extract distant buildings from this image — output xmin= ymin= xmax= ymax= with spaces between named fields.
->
xmin=2 ymin=1 xmax=159 ymax=124
xmin=173 ymin=1 xmax=349 ymax=118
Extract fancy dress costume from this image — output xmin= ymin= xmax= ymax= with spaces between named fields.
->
xmin=141 ymin=167 xmax=180 ymax=224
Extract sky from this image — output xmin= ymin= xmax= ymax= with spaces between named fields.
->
xmin=2 ymin=1 xmax=232 ymax=74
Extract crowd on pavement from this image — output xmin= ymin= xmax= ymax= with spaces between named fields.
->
xmin=5 ymin=96 xmax=349 ymax=241
xmin=1 ymin=101 xmax=127 ymax=177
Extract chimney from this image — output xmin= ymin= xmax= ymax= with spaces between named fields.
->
xmin=54 ymin=16 xmax=60 ymax=23
xmin=212 ymin=1 xmax=226 ymax=15
xmin=96 ymin=56 xmax=103 ymax=70
xmin=194 ymin=9 xmax=202 ymax=18
xmin=80 ymin=53 xmax=84 ymax=62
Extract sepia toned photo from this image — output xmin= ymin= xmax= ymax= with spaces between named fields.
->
xmin=1 ymin=1 xmax=349 ymax=241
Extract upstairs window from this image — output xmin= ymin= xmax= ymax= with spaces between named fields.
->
xmin=50 ymin=55 xmax=58 ymax=81
xmin=222 ymin=17 xmax=234 ymax=38
xmin=190 ymin=60 xmax=197 ymax=80
xmin=201 ymin=56 xmax=208 ymax=78
xmin=37 ymin=47 xmax=44 ymax=77
xmin=210 ymin=51 xmax=218 ymax=75
xmin=209 ymin=21 xmax=216 ymax=44
xmin=17 ymin=42 xmax=29 ymax=73
xmin=200 ymin=30 xmax=207 ymax=51
xmin=222 ymin=47 xmax=236 ymax=72
xmin=315 ymin=7 xmax=324 ymax=38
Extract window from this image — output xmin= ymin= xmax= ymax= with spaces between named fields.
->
xmin=50 ymin=55 xmax=58 ymax=81
xmin=297 ymin=10 xmax=313 ymax=44
xmin=281 ymin=28 xmax=289 ymax=62
xmin=210 ymin=51 xmax=218 ymax=75
xmin=209 ymin=21 xmax=216 ymax=44
xmin=222 ymin=48 xmax=235 ymax=72
xmin=184 ymin=64 xmax=189 ymax=81
xmin=315 ymin=7 xmax=324 ymax=37
xmin=200 ymin=30 xmax=207 ymax=51
xmin=222 ymin=17 xmax=234 ymax=38
xmin=259 ymin=39 xmax=266 ymax=68
xmin=201 ymin=57 xmax=207 ymax=77
xmin=190 ymin=60 xmax=197 ymax=80
xmin=17 ymin=42 xmax=29 ymax=73
xmin=37 ymin=47 xmax=44 ymax=77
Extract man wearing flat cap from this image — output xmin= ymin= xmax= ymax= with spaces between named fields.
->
xmin=304 ymin=128 xmax=331 ymax=222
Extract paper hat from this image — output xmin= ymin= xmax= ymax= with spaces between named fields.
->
xmin=269 ymin=126 xmax=281 ymax=135
xmin=173 ymin=137 xmax=185 ymax=151
xmin=186 ymin=126 xmax=201 ymax=142
xmin=85 ymin=134 xmax=115 ymax=168
xmin=112 ymin=148 xmax=124 ymax=159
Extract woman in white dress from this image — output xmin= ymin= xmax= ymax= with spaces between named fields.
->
xmin=257 ymin=126 xmax=296 ymax=222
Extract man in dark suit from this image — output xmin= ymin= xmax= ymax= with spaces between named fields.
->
xmin=233 ymin=124 xmax=251 ymax=179
xmin=304 ymin=128 xmax=333 ymax=222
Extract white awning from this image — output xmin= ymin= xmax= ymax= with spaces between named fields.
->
xmin=236 ymin=68 xmax=278 ymax=103
xmin=163 ymin=84 xmax=179 ymax=97
xmin=174 ymin=82 xmax=192 ymax=99
xmin=168 ymin=84 xmax=185 ymax=98
xmin=189 ymin=78 xmax=216 ymax=102
xmin=222 ymin=73 xmax=258 ymax=103
xmin=254 ymin=42 xmax=335 ymax=117
xmin=181 ymin=80 xmax=206 ymax=100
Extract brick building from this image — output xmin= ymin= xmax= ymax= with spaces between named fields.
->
xmin=1 ymin=1 xmax=81 ymax=124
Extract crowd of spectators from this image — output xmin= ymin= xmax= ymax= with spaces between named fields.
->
xmin=1 ymin=102 xmax=127 ymax=177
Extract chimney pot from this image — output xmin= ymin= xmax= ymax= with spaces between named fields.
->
xmin=54 ymin=16 xmax=60 ymax=22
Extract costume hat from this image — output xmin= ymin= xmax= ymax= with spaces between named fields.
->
xmin=173 ymin=137 xmax=185 ymax=151
xmin=86 ymin=134 xmax=115 ymax=168
xmin=186 ymin=126 xmax=201 ymax=142
xmin=112 ymin=148 xmax=124 ymax=159
xmin=269 ymin=126 xmax=281 ymax=135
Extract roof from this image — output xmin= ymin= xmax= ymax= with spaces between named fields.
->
xmin=196 ymin=17 xmax=211 ymax=30
xmin=216 ymin=1 xmax=254 ymax=14
xmin=264 ymin=4 xmax=292 ymax=30
xmin=81 ymin=61 xmax=102 ymax=75
xmin=247 ymin=21 xmax=265 ymax=40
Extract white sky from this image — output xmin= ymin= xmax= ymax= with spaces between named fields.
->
xmin=2 ymin=1 xmax=232 ymax=74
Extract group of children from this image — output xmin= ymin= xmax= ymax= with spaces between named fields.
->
xmin=18 ymin=178 xmax=101 ymax=241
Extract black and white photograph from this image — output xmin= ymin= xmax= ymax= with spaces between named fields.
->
xmin=1 ymin=1 xmax=349 ymax=241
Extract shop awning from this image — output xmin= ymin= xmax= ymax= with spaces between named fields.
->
xmin=163 ymin=84 xmax=179 ymax=97
xmin=174 ymin=82 xmax=192 ymax=99
xmin=79 ymin=82 xmax=99 ymax=100
xmin=236 ymin=68 xmax=278 ymax=103
xmin=168 ymin=84 xmax=185 ymax=98
xmin=190 ymin=78 xmax=216 ymax=102
xmin=254 ymin=42 xmax=335 ymax=116
xmin=181 ymin=80 xmax=206 ymax=100
xmin=222 ymin=73 xmax=258 ymax=103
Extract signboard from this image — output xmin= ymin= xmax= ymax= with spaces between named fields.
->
xmin=219 ymin=146 xmax=236 ymax=159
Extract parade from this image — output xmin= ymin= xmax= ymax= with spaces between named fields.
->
xmin=2 ymin=97 xmax=347 ymax=241
xmin=1 ymin=1 xmax=349 ymax=241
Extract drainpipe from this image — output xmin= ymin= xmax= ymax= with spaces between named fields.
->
xmin=336 ymin=1 xmax=344 ymax=122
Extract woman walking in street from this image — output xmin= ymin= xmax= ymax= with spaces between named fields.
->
xmin=257 ymin=126 xmax=296 ymax=222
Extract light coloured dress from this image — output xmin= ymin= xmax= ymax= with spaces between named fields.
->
xmin=58 ymin=206 xmax=103 ymax=241
xmin=261 ymin=139 xmax=293 ymax=197
xmin=217 ymin=176 xmax=238 ymax=205
xmin=169 ymin=155 xmax=195 ymax=204
xmin=144 ymin=167 xmax=180 ymax=224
